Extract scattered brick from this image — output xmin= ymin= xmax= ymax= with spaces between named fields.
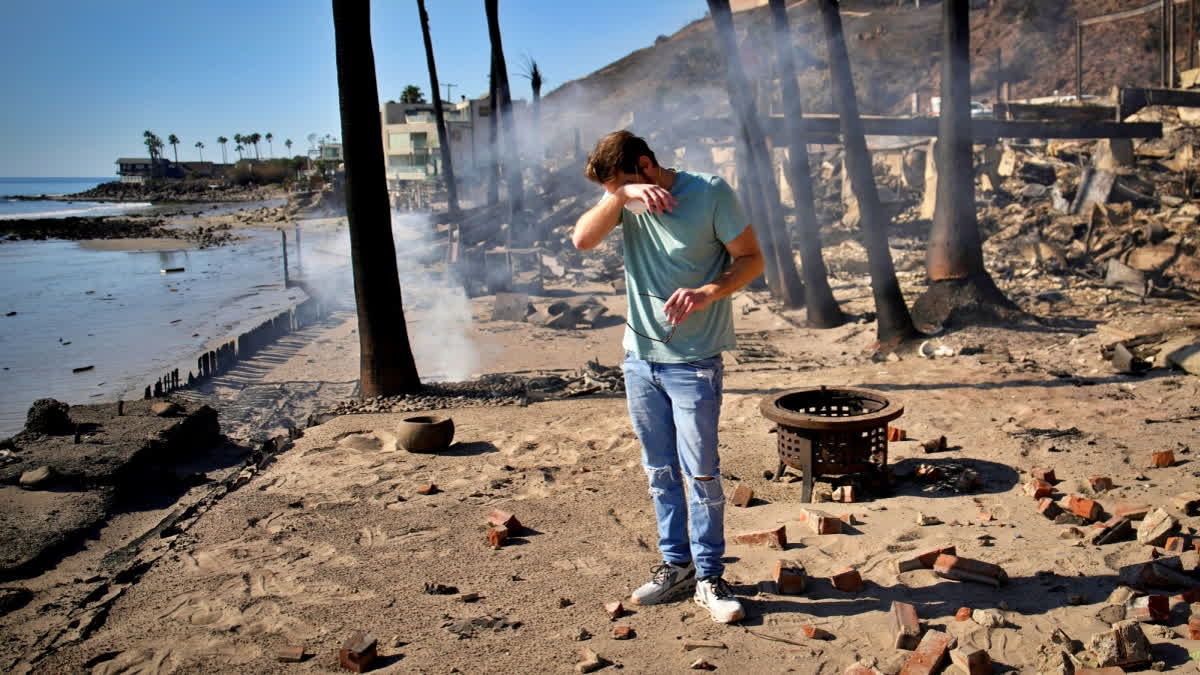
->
xmin=1118 ymin=557 xmax=1196 ymax=589
xmin=487 ymin=509 xmax=522 ymax=531
xmin=1023 ymin=478 xmax=1053 ymax=499
xmin=1114 ymin=502 xmax=1152 ymax=520
xmin=416 ymin=484 xmax=438 ymax=495
xmin=1147 ymin=594 xmax=1170 ymax=622
xmin=915 ymin=464 xmax=944 ymax=482
xmin=1030 ymin=467 xmax=1058 ymax=484
xmin=920 ymin=436 xmax=947 ymax=453
xmin=976 ymin=511 xmax=995 ymax=522
xmin=277 ymin=645 xmax=305 ymax=663
xmin=839 ymin=513 xmax=859 ymax=526
xmin=1037 ymin=498 xmax=1064 ymax=519
xmin=893 ymin=545 xmax=957 ymax=573
xmin=338 ymin=632 xmax=377 ymax=673
xmin=1163 ymin=536 xmax=1189 ymax=552
xmin=831 ymin=485 xmax=857 ymax=503
xmin=730 ymin=483 xmax=754 ymax=507
xmin=576 ymin=647 xmax=603 ymax=674
xmin=949 ymin=647 xmax=991 ymax=675
xmin=932 ymin=554 xmax=1008 ymax=587
xmin=604 ymin=601 xmax=624 ymax=620
xmin=682 ymin=639 xmax=727 ymax=651
xmin=955 ymin=606 xmax=972 ymax=621
xmin=844 ymin=663 xmax=884 ymax=675
xmin=689 ymin=658 xmax=717 ymax=671
xmin=732 ymin=525 xmax=787 ymax=549
xmin=1171 ymin=492 xmax=1200 ymax=515
xmin=1065 ymin=495 xmax=1102 ymax=521
xmin=889 ymin=601 xmax=921 ymax=649
xmin=887 ymin=425 xmax=906 ymax=442
xmin=900 ymin=629 xmax=955 ymax=675
xmin=1091 ymin=517 xmax=1133 ymax=546
xmin=915 ymin=512 xmax=942 ymax=526
xmin=956 ymin=470 xmax=981 ymax=490
xmin=799 ymin=509 xmax=842 ymax=535
xmin=612 ymin=625 xmax=634 ymax=640
xmin=1151 ymin=450 xmax=1175 ymax=468
xmin=831 ymin=568 xmax=864 ymax=592
xmin=801 ymin=624 xmax=834 ymax=640
xmin=488 ymin=526 xmax=509 ymax=548
xmin=1136 ymin=508 xmax=1177 ymax=546
xmin=1089 ymin=476 xmax=1114 ymax=492
xmin=1188 ymin=615 xmax=1200 ymax=640
xmin=1074 ymin=669 xmax=1126 ymax=675
xmin=774 ymin=560 xmax=808 ymax=595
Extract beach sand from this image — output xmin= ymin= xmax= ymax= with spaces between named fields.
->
xmin=6 ymin=269 xmax=1200 ymax=673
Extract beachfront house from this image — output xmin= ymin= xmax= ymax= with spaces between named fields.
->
xmin=116 ymin=158 xmax=219 ymax=182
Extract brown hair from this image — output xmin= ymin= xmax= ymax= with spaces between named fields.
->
xmin=584 ymin=130 xmax=658 ymax=184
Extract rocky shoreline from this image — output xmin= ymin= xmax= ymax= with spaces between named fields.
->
xmin=59 ymin=179 xmax=285 ymax=204
xmin=0 ymin=215 xmax=238 ymax=247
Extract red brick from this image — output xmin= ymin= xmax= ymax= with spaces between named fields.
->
xmin=932 ymin=554 xmax=1007 ymax=587
xmin=612 ymin=625 xmax=634 ymax=640
xmin=1114 ymin=502 xmax=1151 ymax=520
xmin=831 ymin=568 xmax=863 ymax=592
xmin=1066 ymin=494 xmax=1102 ymax=521
xmin=1151 ymin=450 xmax=1175 ymax=468
xmin=277 ymin=645 xmax=305 ymax=663
xmin=730 ymin=484 xmax=754 ymax=508
xmin=840 ymin=513 xmax=859 ymax=526
xmin=900 ymin=630 xmax=955 ymax=675
xmin=799 ymin=509 xmax=842 ymax=535
xmin=887 ymin=425 xmax=906 ymax=442
xmin=955 ymin=606 xmax=972 ymax=621
xmin=802 ymin=624 xmax=834 ymax=640
xmin=774 ymin=560 xmax=808 ymax=595
xmin=416 ymin=483 xmax=438 ymax=495
xmin=604 ymin=601 xmax=625 ymax=619
xmin=1089 ymin=476 xmax=1114 ymax=492
xmin=977 ymin=511 xmax=995 ymax=522
xmin=1188 ymin=615 xmax=1200 ymax=640
xmin=1147 ymin=595 xmax=1170 ymax=622
xmin=1024 ymin=478 xmax=1052 ymax=499
xmin=950 ymin=647 xmax=991 ymax=675
xmin=889 ymin=600 xmax=921 ymax=649
xmin=488 ymin=526 xmax=508 ymax=548
xmin=844 ymin=664 xmax=883 ymax=675
xmin=893 ymin=545 xmax=957 ymax=573
xmin=1030 ymin=467 xmax=1058 ymax=484
xmin=1163 ymin=536 xmax=1188 ymax=552
xmin=338 ymin=632 xmax=377 ymax=673
xmin=487 ymin=509 xmax=521 ymax=531
xmin=1037 ymin=498 xmax=1064 ymax=519
xmin=832 ymin=485 xmax=857 ymax=503
xmin=1074 ymin=668 xmax=1126 ymax=675
xmin=732 ymin=525 xmax=787 ymax=549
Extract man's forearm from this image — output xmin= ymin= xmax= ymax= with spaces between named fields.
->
xmin=572 ymin=194 xmax=624 ymax=250
xmin=700 ymin=251 xmax=765 ymax=302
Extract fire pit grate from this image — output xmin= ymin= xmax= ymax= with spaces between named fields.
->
xmin=760 ymin=386 xmax=903 ymax=502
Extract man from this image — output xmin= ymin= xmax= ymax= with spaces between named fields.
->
xmin=572 ymin=130 xmax=764 ymax=624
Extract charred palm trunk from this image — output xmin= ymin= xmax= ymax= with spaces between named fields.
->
xmin=707 ymin=0 xmax=804 ymax=308
xmin=332 ymin=0 xmax=421 ymax=396
xmin=768 ymin=0 xmax=844 ymax=328
xmin=817 ymin=0 xmax=917 ymax=347
xmin=487 ymin=61 xmax=499 ymax=207
xmin=485 ymin=0 xmax=524 ymax=232
xmin=735 ymin=132 xmax=782 ymax=293
xmin=418 ymin=0 xmax=459 ymax=214
xmin=913 ymin=0 xmax=1017 ymax=328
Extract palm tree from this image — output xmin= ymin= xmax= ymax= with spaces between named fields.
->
xmin=912 ymin=0 xmax=1017 ymax=328
xmin=265 ymin=132 xmax=274 ymax=158
xmin=195 ymin=141 xmax=205 ymax=162
xmin=168 ymin=134 xmax=180 ymax=163
xmin=143 ymin=130 xmax=164 ymax=179
xmin=519 ymin=55 xmax=544 ymax=183
xmin=285 ymin=138 xmax=293 ymax=156
xmin=249 ymin=133 xmax=262 ymax=159
xmin=706 ymin=0 xmax=805 ymax=307
xmin=233 ymin=134 xmax=244 ymax=160
xmin=485 ymin=0 xmax=524 ymax=229
xmin=217 ymin=136 xmax=229 ymax=164
xmin=400 ymin=84 xmax=426 ymax=103
xmin=417 ymin=0 xmax=459 ymax=214
xmin=331 ymin=0 xmax=422 ymax=396
xmin=235 ymin=144 xmax=244 ymax=161
xmin=768 ymin=0 xmax=843 ymax=327
xmin=816 ymin=0 xmax=917 ymax=348
xmin=487 ymin=61 xmax=499 ymax=207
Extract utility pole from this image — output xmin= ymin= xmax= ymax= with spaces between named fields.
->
xmin=1190 ymin=0 xmax=1196 ymax=70
xmin=443 ymin=82 xmax=457 ymax=103
xmin=1163 ymin=0 xmax=1170 ymax=87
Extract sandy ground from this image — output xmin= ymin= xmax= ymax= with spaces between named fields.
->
xmin=4 ymin=261 xmax=1200 ymax=674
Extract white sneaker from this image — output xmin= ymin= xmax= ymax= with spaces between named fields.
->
xmin=631 ymin=561 xmax=696 ymax=605
xmin=694 ymin=576 xmax=745 ymax=623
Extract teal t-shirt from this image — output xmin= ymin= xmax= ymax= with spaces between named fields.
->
xmin=620 ymin=170 xmax=748 ymax=363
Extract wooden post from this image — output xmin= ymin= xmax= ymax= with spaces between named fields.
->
xmin=1076 ymin=21 xmax=1083 ymax=102
xmin=1163 ymin=0 xmax=1171 ymax=87
xmin=294 ymin=224 xmax=301 ymax=267
xmin=1169 ymin=0 xmax=1177 ymax=87
xmin=281 ymin=230 xmax=289 ymax=286
xmin=995 ymin=47 xmax=1003 ymax=106
xmin=1190 ymin=0 xmax=1196 ymax=70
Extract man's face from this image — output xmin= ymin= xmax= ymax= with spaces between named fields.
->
xmin=602 ymin=166 xmax=647 ymax=195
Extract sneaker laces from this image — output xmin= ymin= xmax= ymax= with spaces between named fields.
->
xmin=650 ymin=563 xmax=678 ymax=585
xmin=703 ymin=576 xmax=734 ymax=599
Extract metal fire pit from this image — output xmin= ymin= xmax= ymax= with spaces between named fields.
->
xmin=760 ymin=386 xmax=903 ymax=503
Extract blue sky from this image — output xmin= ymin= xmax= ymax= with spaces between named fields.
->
xmin=0 ymin=0 xmax=708 ymax=177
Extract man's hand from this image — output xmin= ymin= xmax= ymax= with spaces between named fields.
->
xmin=663 ymin=286 xmax=716 ymax=325
xmin=620 ymin=182 xmax=676 ymax=214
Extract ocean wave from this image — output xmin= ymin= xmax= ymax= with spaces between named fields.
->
xmin=0 ymin=202 xmax=153 ymax=221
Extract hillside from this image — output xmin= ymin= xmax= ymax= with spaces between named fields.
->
xmin=541 ymin=0 xmax=1174 ymax=143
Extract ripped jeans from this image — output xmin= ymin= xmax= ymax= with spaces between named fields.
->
xmin=622 ymin=351 xmax=725 ymax=579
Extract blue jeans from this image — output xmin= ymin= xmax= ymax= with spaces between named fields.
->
xmin=621 ymin=351 xmax=725 ymax=579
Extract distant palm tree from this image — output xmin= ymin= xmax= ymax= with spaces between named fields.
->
xmin=143 ymin=130 xmax=164 ymax=179
xmin=400 ymin=84 xmax=425 ymax=103
xmin=249 ymin=133 xmax=262 ymax=159
xmin=285 ymin=138 xmax=293 ymax=155
xmin=233 ymin=134 xmax=243 ymax=159
xmin=217 ymin=136 xmax=229 ymax=163
xmin=235 ymin=144 xmax=244 ymax=161
xmin=485 ymin=0 xmax=523 ymax=221
xmin=418 ymin=0 xmax=458 ymax=213
xmin=195 ymin=141 xmax=205 ymax=162
xmin=266 ymin=132 xmax=274 ymax=157
xmin=168 ymin=134 xmax=181 ymax=163
xmin=332 ymin=0 xmax=422 ymax=396
xmin=519 ymin=55 xmax=545 ymax=185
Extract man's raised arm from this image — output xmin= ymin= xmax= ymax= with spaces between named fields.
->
xmin=572 ymin=192 xmax=625 ymax=251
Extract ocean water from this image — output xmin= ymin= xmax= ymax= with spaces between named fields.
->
xmin=0 ymin=176 xmax=150 ymax=220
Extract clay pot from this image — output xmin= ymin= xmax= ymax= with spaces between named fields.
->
xmin=396 ymin=415 xmax=455 ymax=453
